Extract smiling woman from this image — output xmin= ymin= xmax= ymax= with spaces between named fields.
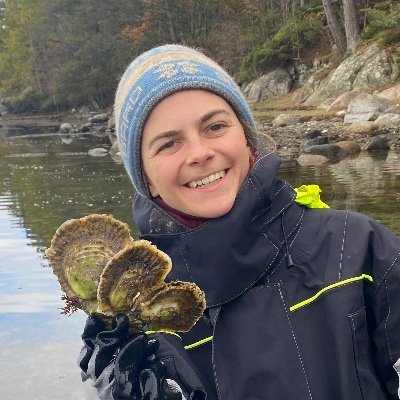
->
xmin=75 ymin=44 xmax=400 ymax=400
xmin=141 ymin=90 xmax=251 ymax=218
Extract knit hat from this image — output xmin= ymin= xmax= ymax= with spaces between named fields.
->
xmin=115 ymin=44 xmax=258 ymax=197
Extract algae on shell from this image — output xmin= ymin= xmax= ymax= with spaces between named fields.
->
xmin=45 ymin=214 xmax=206 ymax=332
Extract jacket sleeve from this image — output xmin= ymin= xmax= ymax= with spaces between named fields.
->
xmin=362 ymin=216 xmax=400 ymax=399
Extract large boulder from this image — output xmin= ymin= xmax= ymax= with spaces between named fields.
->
xmin=244 ymin=69 xmax=293 ymax=102
xmin=335 ymin=141 xmax=361 ymax=156
xmin=327 ymin=90 xmax=362 ymax=112
xmin=374 ymin=114 xmax=400 ymax=127
xmin=353 ymin=49 xmax=399 ymax=89
xmin=346 ymin=121 xmax=376 ymax=134
xmin=366 ymin=136 xmax=390 ymax=151
xmin=297 ymin=154 xmax=329 ymax=166
xmin=304 ymin=44 xmax=399 ymax=106
xmin=377 ymin=84 xmax=400 ymax=102
xmin=272 ymin=114 xmax=302 ymax=127
xmin=89 ymin=113 xmax=109 ymax=123
xmin=343 ymin=93 xmax=392 ymax=124
xmin=303 ymin=144 xmax=348 ymax=160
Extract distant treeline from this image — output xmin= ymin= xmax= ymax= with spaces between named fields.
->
xmin=0 ymin=0 xmax=398 ymax=113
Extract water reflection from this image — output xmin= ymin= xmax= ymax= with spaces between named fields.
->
xmin=1 ymin=126 xmax=400 ymax=399
xmin=279 ymin=152 xmax=400 ymax=235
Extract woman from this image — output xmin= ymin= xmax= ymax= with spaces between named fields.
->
xmin=79 ymin=44 xmax=400 ymax=400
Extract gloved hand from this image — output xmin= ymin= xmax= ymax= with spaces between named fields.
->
xmin=78 ymin=313 xmax=185 ymax=400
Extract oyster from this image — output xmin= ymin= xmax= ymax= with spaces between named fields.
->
xmin=98 ymin=241 xmax=205 ymax=332
xmin=45 ymin=214 xmax=206 ymax=333
xmin=45 ymin=214 xmax=134 ymax=314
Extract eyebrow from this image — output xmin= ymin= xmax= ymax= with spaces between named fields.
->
xmin=147 ymin=109 xmax=230 ymax=149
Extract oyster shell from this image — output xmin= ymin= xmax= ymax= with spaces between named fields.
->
xmin=98 ymin=241 xmax=206 ymax=332
xmin=45 ymin=214 xmax=133 ymax=314
xmin=45 ymin=214 xmax=206 ymax=333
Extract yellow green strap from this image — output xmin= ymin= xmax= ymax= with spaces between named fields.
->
xmin=146 ymin=330 xmax=182 ymax=339
xmin=146 ymin=330 xmax=212 ymax=350
xmin=294 ymin=184 xmax=329 ymax=209
xmin=184 ymin=336 xmax=213 ymax=350
xmin=290 ymin=274 xmax=373 ymax=312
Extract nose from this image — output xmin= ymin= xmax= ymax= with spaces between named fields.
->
xmin=184 ymin=136 xmax=215 ymax=166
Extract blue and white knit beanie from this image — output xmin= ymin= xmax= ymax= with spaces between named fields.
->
xmin=115 ymin=44 xmax=258 ymax=197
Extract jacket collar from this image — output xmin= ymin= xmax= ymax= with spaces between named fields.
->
xmin=133 ymin=153 xmax=303 ymax=307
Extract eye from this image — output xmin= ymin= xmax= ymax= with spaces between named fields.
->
xmin=156 ymin=139 xmax=179 ymax=154
xmin=209 ymin=123 xmax=225 ymax=132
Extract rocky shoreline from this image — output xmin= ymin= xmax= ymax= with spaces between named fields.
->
xmin=258 ymin=117 xmax=400 ymax=163
xmin=1 ymin=107 xmax=399 ymax=164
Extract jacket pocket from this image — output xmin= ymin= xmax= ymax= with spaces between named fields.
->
xmin=348 ymin=307 xmax=386 ymax=400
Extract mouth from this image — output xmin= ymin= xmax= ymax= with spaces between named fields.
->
xmin=185 ymin=169 xmax=227 ymax=189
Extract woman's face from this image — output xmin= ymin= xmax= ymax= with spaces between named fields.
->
xmin=141 ymin=90 xmax=251 ymax=218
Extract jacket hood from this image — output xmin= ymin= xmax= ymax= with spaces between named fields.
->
xmin=133 ymin=153 xmax=303 ymax=307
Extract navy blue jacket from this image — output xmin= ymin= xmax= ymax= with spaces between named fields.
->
xmin=133 ymin=153 xmax=400 ymax=400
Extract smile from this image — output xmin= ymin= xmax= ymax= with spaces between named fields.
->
xmin=187 ymin=170 xmax=226 ymax=188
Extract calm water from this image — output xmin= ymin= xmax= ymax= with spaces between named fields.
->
xmin=1 ymin=124 xmax=400 ymax=399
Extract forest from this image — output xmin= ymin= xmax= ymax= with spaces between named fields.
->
xmin=0 ymin=0 xmax=399 ymax=113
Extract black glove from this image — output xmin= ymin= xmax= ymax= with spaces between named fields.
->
xmin=78 ymin=313 xmax=185 ymax=400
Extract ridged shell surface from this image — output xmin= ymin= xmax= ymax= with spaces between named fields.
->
xmin=45 ymin=214 xmax=133 ymax=313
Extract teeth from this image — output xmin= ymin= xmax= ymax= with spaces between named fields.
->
xmin=188 ymin=170 xmax=226 ymax=188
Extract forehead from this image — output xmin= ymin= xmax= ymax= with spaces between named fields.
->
xmin=145 ymin=89 xmax=235 ymax=125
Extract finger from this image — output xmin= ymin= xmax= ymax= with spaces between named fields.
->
xmin=113 ymin=335 xmax=149 ymax=398
xmin=146 ymin=338 xmax=160 ymax=356
xmin=82 ymin=315 xmax=106 ymax=345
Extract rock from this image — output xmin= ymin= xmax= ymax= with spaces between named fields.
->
xmin=335 ymin=140 xmax=361 ymax=156
xmin=374 ymin=114 xmax=400 ymax=127
xmin=377 ymin=84 xmax=400 ymax=102
xmin=0 ymin=96 xmax=7 ymax=115
xmin=346 ymin=121 xmax=376 ymax=133
xmin=108 ymin=131 xmax=118 ymax=145
xmin=272 ymin=114 xmax=302 ymax=127
xmin=107 ymin=115 xmax=115 ymax=130
xmin=244 ymin=69 xmax=293 ymax=102
xmin=304 ymin=143 xmax=348 ymax=160
xmin=297 ymin=154 xmax=329 ymax=166
xmin=89 ymin=113 xmax=109 ymax=123
xmin=109 ymin=141 xmax=122 ymax=163
xmin=88 ymin=147 xmax=108 ymax=157
xmin=293 ymin=64 xmax=314 ymax=86
xmin=366 ymin=136 xmax=390 ymax=151
xmin=343 ymin=112 xmax=377 ymax=124
xmin=305 ymin=136 xmax=328 ymax=146
xmin=59 ymin=123 xmax=73 ymax=133
xmin=353 ymin=49 xmax=399 ymax=89
xmin=302 ymin=129 xmax=322 ymax=139
xmin=293 ymin=74 xmax=322 ymax=103
xmin=328 ymin=90 xmax=362 ymax=112
xmin=304 ymin=44 xmax=398 ymax=106
xmin=318 ymin=98 xmax=335 ymax=110
xmin=79 ymin=123 xmax=92 ymax=133
xmin=344 ymin=93 xmax=392 ymax=124
xmin=384 ymin=104 xmax=400 ymax=114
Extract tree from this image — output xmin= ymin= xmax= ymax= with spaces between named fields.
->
xmin=322 ymin=0 xmax=346 ymax=55
xmin=322 ymin=0 xmax=361 ymax=56
xmin=342 ymin=0 xmax=361 ymax=53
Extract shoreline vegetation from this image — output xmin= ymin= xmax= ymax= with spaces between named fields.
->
xmin=0 ymin=1 xmax=399 ymax=115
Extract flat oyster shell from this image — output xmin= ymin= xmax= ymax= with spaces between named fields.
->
xmin=46 ymin=214 xmax=206 ymax=333
xmin=45 ymin=214 xmax=133 ymax=314
xmin=98 ymin=240 xmax=206 ymax=332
